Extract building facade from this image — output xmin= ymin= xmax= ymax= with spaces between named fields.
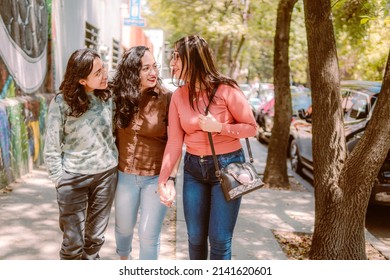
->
xmin=0 ymin=0 xmax=158 ymax=189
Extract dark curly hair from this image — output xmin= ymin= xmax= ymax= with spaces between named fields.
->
xmin=59 ymin=48 xmax=110 ymax=117
xmin=110 ymin=46 xmax=165 ymax=129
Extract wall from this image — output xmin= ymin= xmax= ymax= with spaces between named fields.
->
xmin=0 ymin=0 xmax=128 ymax=190
xmin=53 ymin=0 xmax=123 ymax=89
xmin=0 ymin=0 xmax=54 ymax=189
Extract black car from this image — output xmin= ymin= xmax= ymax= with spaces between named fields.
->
xmin=289 ymin=80 xmax=390 ymax=206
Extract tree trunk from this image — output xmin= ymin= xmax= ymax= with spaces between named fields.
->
xmin=336 ymin=52 xmax=390 ymax=258
xmin=304 ymin=0 xmax=346 ymax=259
xmin=305 ymin=0 xmax=390 ymax=259
xmin=263 ymin=0 xmax=298 ymax=188
xmin=229 ymin=35 xmax=246 ymax=78
xmin=229 ymin=0 xmax=250 ymax=78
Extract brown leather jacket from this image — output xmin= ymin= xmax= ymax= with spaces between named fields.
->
xmin=116 ymin=89 xmax=172 ymax=175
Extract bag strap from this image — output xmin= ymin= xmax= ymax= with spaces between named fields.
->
xmin=205 ymin=85 xmax=254 ymax=178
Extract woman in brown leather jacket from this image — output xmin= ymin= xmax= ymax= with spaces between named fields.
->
xmin=110 ymin=46 xmax=177 ymax=260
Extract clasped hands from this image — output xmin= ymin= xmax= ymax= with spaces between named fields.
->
xmin=198 ymin=113 xmax=222 ymax=133
xmin=158 ymin=113 xmax=221 ymax=207
xmin=158 ymin=180 xmax=176 ymax=208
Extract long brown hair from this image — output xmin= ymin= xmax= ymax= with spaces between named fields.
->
xmin=173 ymin=35 xmax=238 ymax=111
xmin=59 ymin=48 xmax=110 ymax=117
xmin=110 ymin=46 xmax=166 ymax=129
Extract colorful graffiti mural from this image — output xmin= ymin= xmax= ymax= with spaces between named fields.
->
xmin=0 ymin=0 xmax=53 ymax=190
xmin=0 ymin=0 xmax=149 ymax=190
xmin=0 ymin=102 xmax=11 ymax=188
xmin=0 ymin=89 xmax=53 ymax=189
xmin=0 ymin=0 xmax=48 ymax=93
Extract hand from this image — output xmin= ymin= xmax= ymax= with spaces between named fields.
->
xmin=198 ymin=113 xmax=222 ymax=133
xmin=158 ymin=181 xmax=176 ymax=208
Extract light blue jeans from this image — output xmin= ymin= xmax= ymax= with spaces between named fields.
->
xmin=114 ymin=171 xmax=167 ymax=260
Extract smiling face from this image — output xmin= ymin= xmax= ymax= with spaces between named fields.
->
xmin=79 ymin=58 xmax=108 ymax=92
xmin=140 ymin=50 xmax=159 ymax=92
xmin=170 ymin=50 xmax=185 ymax=80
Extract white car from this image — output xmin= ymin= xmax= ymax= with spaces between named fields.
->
xmin=239 ymin=83 xmax=253 ymax=99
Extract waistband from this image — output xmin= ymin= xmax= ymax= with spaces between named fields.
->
xmin=185 ymin=148 xmax=243 ymax=160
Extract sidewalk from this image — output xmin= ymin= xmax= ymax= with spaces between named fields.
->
xmin=1 ymin=138 xmax=389 ymax=260
xmin=175 ymin=138 xmax=315 ymax=260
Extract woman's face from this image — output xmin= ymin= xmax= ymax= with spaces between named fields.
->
xmin=170 ymin=50 xmax=184 ymax=80
xmin=140 ymin=51 xmax=159 ymax=92
xmin=79 ymin=58 xmax=108 ymax=92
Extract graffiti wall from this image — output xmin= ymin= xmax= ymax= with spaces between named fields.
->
xmin=0 ymin=0 xmax=154 ymax=189
xmin=0 ymin=0 xmax=53 ymax=189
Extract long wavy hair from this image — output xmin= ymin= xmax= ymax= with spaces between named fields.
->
xmin=110 ymin=46 xmax=165 ymax=129
xmin=173 ymin=35 xmax=238 ymax=112
xmin=174 ymin=35 xmax=239 ymax=111
xmin=59 ymin=48 xmax=110 ymax=117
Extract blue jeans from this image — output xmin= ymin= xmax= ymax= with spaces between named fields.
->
xmin=183 ymin=149 xmax=245 ymax=260
xmin=114 ymin=171 xmax=167 ymax=260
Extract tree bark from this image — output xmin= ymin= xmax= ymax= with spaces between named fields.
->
xmin=337 ymin=51 xmax=390 ymax=258
xmin=304 ymin=0 xmax=349 ymax=259
xmin=229 ymin=35 xmax=246 ymax=78
xmin=263 ymin=0 xmax=298 ymax=188
xmin=305 ymin=0 xmax=390 ymax=259
xmin=229 ymin=0 xmax=250 ymax=78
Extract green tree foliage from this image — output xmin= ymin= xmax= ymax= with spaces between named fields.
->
xmin=289 ymin=1 xmax=308 ymax=85
xmin=243 ymin=0 xmax=277 ymax=82
xmin=144 ymin=0 xmax=389 ymax=84
xmin=144 ymin=0 xmax=278 ymax=82
xmin=333 ymin=0 xmax=390 ymax=80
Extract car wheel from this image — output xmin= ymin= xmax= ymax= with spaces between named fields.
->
xmin=256 ymin=122 xmax=267 ymax=144
xmin=264 ymin=115 xmax=273 ymax=132
xmin=255 ymin=122 xmax=261 ymax=140
xmin=290 ymin=139 xmax=303 ymax=174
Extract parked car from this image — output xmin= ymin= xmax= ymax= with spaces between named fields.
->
xmin=257 ymin=83 xmax=275 ymax=102
xmin=239 ymin=83 xmax=254 ymax=99
xmin=289 ymin=80 xmax=390 ymax=206
xmin=248 ymin=97 xmax=264 ymax=119
xmin=255 ymin=90 xmax=312 ymax=143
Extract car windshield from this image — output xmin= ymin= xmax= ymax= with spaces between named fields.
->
xmin=343 ymin=91 xmax=373 ymax=122
xmin=292 ymin=94 xmax=312 ymax=115
xmin=239 ymin=84 xmax=252 ymax=98
xmin=258 ymin=88 xmax=274 ymax=102
xmin=249 ymin=98 xmax=261 ymax=106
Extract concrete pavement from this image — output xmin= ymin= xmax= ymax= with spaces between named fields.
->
xmin=1 ymin=138 xmax=389 ymax=260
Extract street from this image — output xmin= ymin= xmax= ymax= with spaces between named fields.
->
xmin=366 ymin=204 xmax=390 ymax=247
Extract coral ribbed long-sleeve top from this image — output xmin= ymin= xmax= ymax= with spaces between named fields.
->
xmin=158 ymin=83 xmax=257 ymax=184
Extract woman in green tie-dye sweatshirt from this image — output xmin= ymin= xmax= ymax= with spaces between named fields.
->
xmin=44 ymin=49 xmax=118 ymax=260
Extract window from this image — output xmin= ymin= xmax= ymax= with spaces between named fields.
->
xmin=112 ymin=39 xmax=120 ymax=70
xmin=85 ymin=22 xmax=99 ymax=50
xmin=344 ymin=91 xmax=370 ymax=121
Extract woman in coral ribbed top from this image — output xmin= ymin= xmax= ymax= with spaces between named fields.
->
xmin=158 ymin=35 xmax=257 ymax=260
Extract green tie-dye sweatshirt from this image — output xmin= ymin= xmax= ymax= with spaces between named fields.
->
xmin=44 ymin=93 xmax=118 ymax=186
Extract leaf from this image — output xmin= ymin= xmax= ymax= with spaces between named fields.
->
xmin=360 ymin=18 xmax=370 ymax=25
